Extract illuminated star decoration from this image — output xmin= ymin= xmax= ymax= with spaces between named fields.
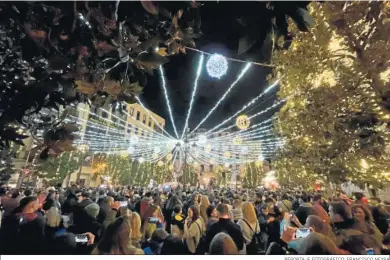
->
xmin=206 ymin=54 xmax=228 ymax=79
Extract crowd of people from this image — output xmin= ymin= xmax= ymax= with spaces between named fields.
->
xmin=0 ymin=182 xmax=390 ymax=255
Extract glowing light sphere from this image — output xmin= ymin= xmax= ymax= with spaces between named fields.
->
xmin=157 ymin=161 xmax=164 ymax=167
xmin=206 ymin=54 xmax=228 ymax=78
xmin=198 ymin=135 xmax=208 ymax=145
xmin=127 ymin=146 xmax=135 ymax=154
xmin=138 ymin=157 xmax=145 ymax=163
xmin=166 ymin=153 xmax=173 ymax=160
xmin=241 ymin=146 xmax=249 ymax=155
xmin=167 ymin=140 xmax=176 ymax=149
xmin=233 ymin=136 xmax=243 ymax=145
xmin=224 ymin=163 xmax=230 ymax=168
xmin=169 ymin=165 xmax=174 ymax=171
xmin=236 ymin=114 xmax=250 ymax=130
xmin=153 ymin=147 xmax=161 ymax=154
xmin=205 ymin=144 xmax=212 ymax=153
xmin=224 ymin=151 xmax=231 ymax=158
xmin=258 ymin=154 xmax=264 ymax=161
xmin=130 ymin=134 xmax=139 ymax=144
xmin=255 ymin=161 xmax=263 ymax=167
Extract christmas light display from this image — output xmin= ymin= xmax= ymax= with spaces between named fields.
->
xmin=206 ymin=54 xmax=228 ymax=78
xmin=236 ymin=115 xmax=251 ymax=130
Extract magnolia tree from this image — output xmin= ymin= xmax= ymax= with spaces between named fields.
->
xmin=271 ymin=2 xmax=390 ymax=189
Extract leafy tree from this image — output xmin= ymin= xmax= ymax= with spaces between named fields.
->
xmin=35 ymin=151 xmax=80 ymax=185
xmin=242 ymin=162 xmax=266 ymax=188
xmin=271 ymin=2 xmax=390 ymax=189
xmin=0 ymin=149 xmax=16 ymax=183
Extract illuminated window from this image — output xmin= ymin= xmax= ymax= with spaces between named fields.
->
xmin=136 ymin=111 xmax=141 ymax=120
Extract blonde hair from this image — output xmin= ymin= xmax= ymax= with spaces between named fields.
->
xmin=241 ymin=202 xmax=257 ymax=225
xmin=130 ymin=212 xmax=142 ymax=241
xmin=46 ymin=207 xmax=61 ymax=228
xmin=233 ymin=199 xmax=242 ymax=208
xmin=200 ymin=195 xmax=210 ymax=223
xmin=143 ymin=222 xmax=156 ymax=240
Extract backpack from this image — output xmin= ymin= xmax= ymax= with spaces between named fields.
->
xmin=193 ymin=221 xmax=206 ymax=255
xmin=242 ymin=219 xmax=263 ymax=255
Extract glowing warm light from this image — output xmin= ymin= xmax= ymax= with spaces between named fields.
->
xmin=205 ymin=144 xmax=212 ymax=153
xmin=361 ymin=159 xmax=369 ymax=169
xmin=166 ymin=153 xmax=173 ymax=160
xmin=157 ymin=161 xmax=164 ymax=167
xmin=138 ymin=157 xmax=145 ymax=163
xmin=224 ymin=151 xmax=231 ymax=158
xmin=206 ymin=54 xmax=228 ymax=78
xmin=236 ymin=114 xmax=251 ymax=130
xmin=169 ymin=165 xmax=174 ymax=171
xmin=233 ymin=136 xmax=243 ymax=145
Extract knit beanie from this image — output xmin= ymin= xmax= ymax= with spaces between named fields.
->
xmin=84 ymin=203 xmax=100 ymax=218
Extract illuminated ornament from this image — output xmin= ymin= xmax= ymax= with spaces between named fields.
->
xmin=138 ymin=157 xmax=145 ymax=163
xmin=205 ymin=144 xmax=212 ymax=153
xmin=255 ymin=161 xmax=263 ymax=167
xmin=169 ymin=165 xmax=174 ymax=171
xmin=166 ymin=153 xmax=173 ymax=160
xmin=198 ymin=135 xmax=208 ymax=145
xmin=167 ymin=140 xmax=176 ymax=149
xmin=224 ymin=151 xmax=231 ymax=158
xmin=236 ymin=114 xmax=250 ymax=130
xmin=233 ymin=136 xmax=243 ymax=145
xmin=130 ymin=134 xmax=139 ymax=144
xmin=241 ymin=146 xmax=249 ymax=155
xmin=127 ymin=146 xmax=135 ymax=154
xmin=258 ymin=154 xmax=264 ymax=161
xmin=361 ymin=159 xmax=369 ymax=169
xmin=153 ymin=147 xmax=161 ymax=154
xmin=224 ymin=163 xmax=230 ymax=168
xmin=157 ymin=161 xmax=164 ymax=167
xmin=206 ymin=54 xmax=228 ymax=78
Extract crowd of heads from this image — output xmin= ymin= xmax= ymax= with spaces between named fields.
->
xmin=0 ymin=181 xmax=389 ymax=255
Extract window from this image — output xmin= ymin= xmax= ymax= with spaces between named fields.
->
xmin=148 ymin=121 xmax=152 ymax=127
xmin=143 ymin=115 xmax=146 ymax=123
xmin=130 ymin=107 xmax=134 ymax=116
xmin=112 ymin=116 xmax=117 ymax=123
xmin=136 ymin=111 xmax=141 ymax=120
xmin=200 ymin=165 xmax=205 ymax=172
xmin=209 ymin=165 xmax=214 ymax=172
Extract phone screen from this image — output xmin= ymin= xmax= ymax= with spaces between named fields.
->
xmin=148 ymin=217 xmax=159 ymax=223
xmin=296 ymin=228 xmax=311 ymax=239
xmin=365 ymin=248 xmax=375 ymax=255
xmin=120 ymin=201 xmax=128 ymax=207
xmin=75 ymin=234 xmax=88 ymax=243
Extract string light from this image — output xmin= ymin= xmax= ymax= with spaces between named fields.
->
xmin=181 ymin=54 xmax=204 ymax=139
xmin=206 ymin=54 xmax=228 ymax=78
xmin=159 ymin=66 xmax=179 ymax=138
xmin=190 ymin=62 xmax=252 ymax=134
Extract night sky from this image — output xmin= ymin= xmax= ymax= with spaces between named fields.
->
xmin=142 ymin=2 xmax=277 ymax=135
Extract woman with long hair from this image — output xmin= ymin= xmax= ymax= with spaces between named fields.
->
xmin=142 ymin=205 xmax=164 ymax=241
xmin=184 ymin=205 xmax=204 ymax=254
xmin=92 ymin=217 xmax=144 ymax=255
xmin=199 ymin=195 xmax=210 ymax=224
xmin=130 ymin=212 xmax=142 ymax=248
xmin=237 ymin=202 xmax=261 ymax=254
xmin=351 ymin=204 xmax=383 ymax=246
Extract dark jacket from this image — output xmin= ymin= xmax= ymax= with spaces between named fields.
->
xmin=0 ymin=212 xmax=46 ymax=254
xmin=295 ymin=203 xmax=316 ymax=225
xmin=205 ymin=218 xmax=245 ymax=251
xmin=62 ymin=192 xmax=78 ymax=215
xmin=71 ymin=199 xmax=93 ymax=233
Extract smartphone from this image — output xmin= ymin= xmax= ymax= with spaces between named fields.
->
xmin=120 ymin=201 xmax=128 ymax=207
xmin=295 ymin=228 xmax=311 ymax=239
xmin=148 ymin=217 xmax=159 ymax=223
xmin=75 ymin=234 xmax=88 ymax=243
xmin=365 ymin=248 xmax=375 ymax=255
